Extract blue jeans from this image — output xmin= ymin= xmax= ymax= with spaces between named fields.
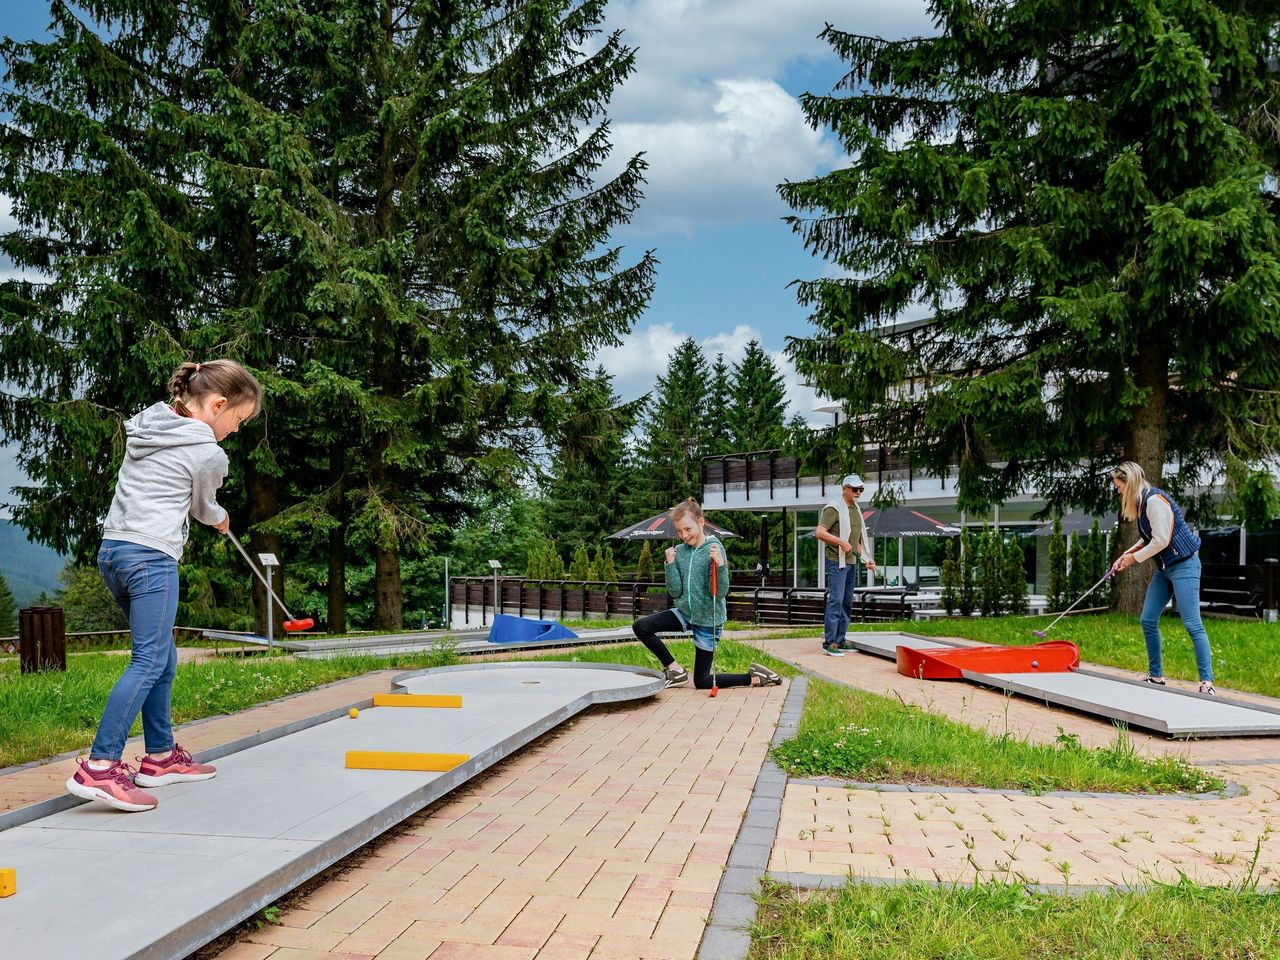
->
xmin=1140 ymin=555 xmax=1213 ymax=682
xmin=823 ymin=559 xmax=858 ymax=648
xmin=90 ymin=541 xmax=180 ymax=760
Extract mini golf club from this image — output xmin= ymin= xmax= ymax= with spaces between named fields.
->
xmin=224 ymin=530 xmax=315 ymax=631
xmin=1032 ymin=565 xmax=1115 ymax=638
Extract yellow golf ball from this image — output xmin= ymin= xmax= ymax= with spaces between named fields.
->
xmin=348 ymin=708 xmax=359 ymax=719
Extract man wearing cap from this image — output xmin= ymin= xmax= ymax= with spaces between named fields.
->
xmin=815 ymin=475 xmax=877 ymax=656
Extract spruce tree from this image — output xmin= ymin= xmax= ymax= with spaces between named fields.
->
xmin=543 ymin=368 xmax=641 ymax=548
xmin=1067 ymin=533 xmax=1088 ymax=601
xmin=783 ymin=1 xmax=1280 ymax=613
xmin=633 ymin=338 xmax=712 ymax=514
xmin=978 ymin=526 xmax=1003 ymax=616
xmin=705 ymin=354 xmax=735 ymax=455
xmin=728 ymin=340 xmax=788 ymax=452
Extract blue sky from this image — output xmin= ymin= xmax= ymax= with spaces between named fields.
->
xmin=0 ymin=1 xmax=936 ymax=512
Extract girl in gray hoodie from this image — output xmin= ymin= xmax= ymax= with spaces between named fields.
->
xmin=66 ymin=360 xmax=262 ymax=812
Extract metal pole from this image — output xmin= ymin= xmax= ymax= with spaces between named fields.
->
xmin=266 ymin=582 xmax=274 ymax=653
xmin=493 ymin=568 xmax=499 ymax=618
xmin=443 ymin=557 xmax=450 ymax=629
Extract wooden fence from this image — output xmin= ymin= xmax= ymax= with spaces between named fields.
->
xmin=449 ymin=577 xmax=915 ymax=627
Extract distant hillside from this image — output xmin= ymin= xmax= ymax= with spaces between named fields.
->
xmin=0 ymin=521 xmax=67 ymax=606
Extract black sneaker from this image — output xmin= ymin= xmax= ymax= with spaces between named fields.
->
xmin=748 ymin=662 xmax=782 ymax=686
xmin=1142 ymin=675 xmax=1166 ymax=686
xmin=664 ymin=665 xmax=689 ymax=687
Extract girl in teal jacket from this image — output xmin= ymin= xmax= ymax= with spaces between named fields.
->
xmin=632 ymin=498 xmax=782 ymax=689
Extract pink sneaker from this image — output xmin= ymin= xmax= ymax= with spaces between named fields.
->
xmin=66 ymin=759 xmax=158 ymax=812
xmin=134 ymin=744 xmax=217 ymax=786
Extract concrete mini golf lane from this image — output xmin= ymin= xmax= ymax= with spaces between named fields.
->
xmin=0 ymin=662 xmax=662 ymax=960
xmin=845 ymin=632 xmax=1280 ymax=738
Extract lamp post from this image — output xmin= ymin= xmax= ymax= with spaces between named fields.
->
xmin=488 ymin=558 xmax=502 ymax=625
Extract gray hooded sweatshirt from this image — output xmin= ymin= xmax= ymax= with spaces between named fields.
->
xmin=102 ymin=402 xmax=229 ymax=560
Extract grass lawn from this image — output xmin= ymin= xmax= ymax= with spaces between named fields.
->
xmin=0 ymin=647 xmax=459 ymax=769
xmin=753 ymin=613 xmax=1280 ymax=700
xmin=772 ymin=677 xmax=1221 ymax=795
xmin=752 ymin=878 xmax=1280 ymax=960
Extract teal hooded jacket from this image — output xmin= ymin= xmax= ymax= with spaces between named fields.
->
xmin=664 ymin=535 xmax=730 ymax=627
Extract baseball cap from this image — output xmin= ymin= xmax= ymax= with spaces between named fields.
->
xmin=841 ymin=474 xmax=864 ymax=488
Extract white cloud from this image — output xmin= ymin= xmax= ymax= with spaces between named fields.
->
xmin=612 ymin=78 xmax=838 ymax=233
xmin=596 ymin=0 xmax=935 ymax=234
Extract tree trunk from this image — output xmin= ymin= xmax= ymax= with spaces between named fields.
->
xmin=370 ymin=0 xmax=403 ymax=631
xmin=246 ymin=462 xmax=284 ymax=637
xmin=1112 ymin=347 xmax=1169 ymax=613
xmin=327 ymin=444 xmax=346 ymax=633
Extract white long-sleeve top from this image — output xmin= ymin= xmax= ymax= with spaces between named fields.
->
xmin=1125 ymin=491 xmax=1173 ymax=564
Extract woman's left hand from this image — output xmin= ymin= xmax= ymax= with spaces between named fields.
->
xmin=709 ymin=544 xmax=726 ymax=566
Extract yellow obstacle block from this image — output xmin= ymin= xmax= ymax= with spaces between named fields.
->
xmin=0 ymin=867 xmax=15 ymax=897
xmin=371 ymin=693 xmax=462 ymax=709
xmin=345 ymin=751 xmax=469 ymax=772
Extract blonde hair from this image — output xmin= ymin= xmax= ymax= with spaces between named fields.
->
xmin=670 ymin=497 xmax=704 ymax=524
xmin=1112 ymin=461 xmax=1150 ymax=521
xmin=169 ymin=360 xmax=263 ymax=420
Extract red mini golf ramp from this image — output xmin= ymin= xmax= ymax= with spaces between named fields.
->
xmin=896 ymin=640 xmax=1079 ymax=679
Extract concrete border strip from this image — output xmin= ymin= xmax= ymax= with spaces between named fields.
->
xmin=696 ymin=674 xmax=808 ymax=960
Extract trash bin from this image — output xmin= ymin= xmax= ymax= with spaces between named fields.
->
xmin=18 ymin=606 xmax=67 ymax=674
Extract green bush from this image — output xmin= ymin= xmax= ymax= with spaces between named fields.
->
xmin=1004 ymin=537 xmax=1029 ymax=615
xmin=636 ymin=541 xmax=654 ymax=581
xmin=940 ymin=539 xmax=958 ymax=615
xmin=1047 ymin=517 xmax=1068 ymax=611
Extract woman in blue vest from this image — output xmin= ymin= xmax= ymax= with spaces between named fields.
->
xmin=1111 ymin=461 xmax=1215 ymax=695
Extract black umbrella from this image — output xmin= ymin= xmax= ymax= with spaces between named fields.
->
xmin=607 ymin=513 xmax=739 ymax=540
xmin=862 ymin=506 xmax=960 ymax=537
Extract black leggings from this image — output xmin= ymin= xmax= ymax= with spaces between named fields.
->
xmin=632 ymin=609 xmax=751 ymax=689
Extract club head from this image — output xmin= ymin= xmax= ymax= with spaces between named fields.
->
xmin=283 ymin=618 xmax=315 ymax=632
xmin=1031 ymin=630 xmax=1047 ymax=639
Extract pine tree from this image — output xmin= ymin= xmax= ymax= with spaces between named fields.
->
xmin=940 ymin=539 xmax=959 ymax=616
xmin=783 ymin=1 xmax=1280 ymax=613
xmin=705 ymin=354 xmax=735 ymax=455
xmin=568 ymin=544 xmax=592 ymax=581
xmin=728 ymin=340 xmax=788 ymax=452
xmin=636 ymin=541 xmax=655 ymax=582
xmin=1047 ymin=517 xmax=1069 ymax=611
xmin=0 ymin=572 xmax=16 ymax=636
xmin=546 ymin=545 xmax=566 ymax=582
xmin=524 ymin=542 xmax=547 ymax=580
xmin=543 ymin=368 xmax=641 ymax=548
xmin=633 ymin=338 xmax=712 ymax=514
xmin=1004 ymin=538 xmax=1029 ymax=615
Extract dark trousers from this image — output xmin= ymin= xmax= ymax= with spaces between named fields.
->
xmin=632 ymin=609 xmax=751 ymax=689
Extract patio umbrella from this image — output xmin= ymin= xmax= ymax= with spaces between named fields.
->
xmin=862 ymin=506 xmax=961 ymax=537
xmin=606 ymin=513 xmax=739 ymax=540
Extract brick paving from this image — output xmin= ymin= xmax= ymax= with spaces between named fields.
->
xmin=213 ymin=679 xmax=786 ymax=960
xmin=754 ymin=634 xmax=1280 ymax=890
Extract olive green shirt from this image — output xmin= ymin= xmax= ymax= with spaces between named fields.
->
xmin=818 ymin=503 xmax=869 ymax=565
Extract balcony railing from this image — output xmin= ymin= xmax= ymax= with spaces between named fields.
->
xmin=700 ymin=447 xmax=943 ymax=503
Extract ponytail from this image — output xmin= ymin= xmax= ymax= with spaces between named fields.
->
xmin=169 ymin=359 xmax=263 ymax=420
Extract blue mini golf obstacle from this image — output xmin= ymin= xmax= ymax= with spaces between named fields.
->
xmin=486 ymin=613 xmax=578 ymax=644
